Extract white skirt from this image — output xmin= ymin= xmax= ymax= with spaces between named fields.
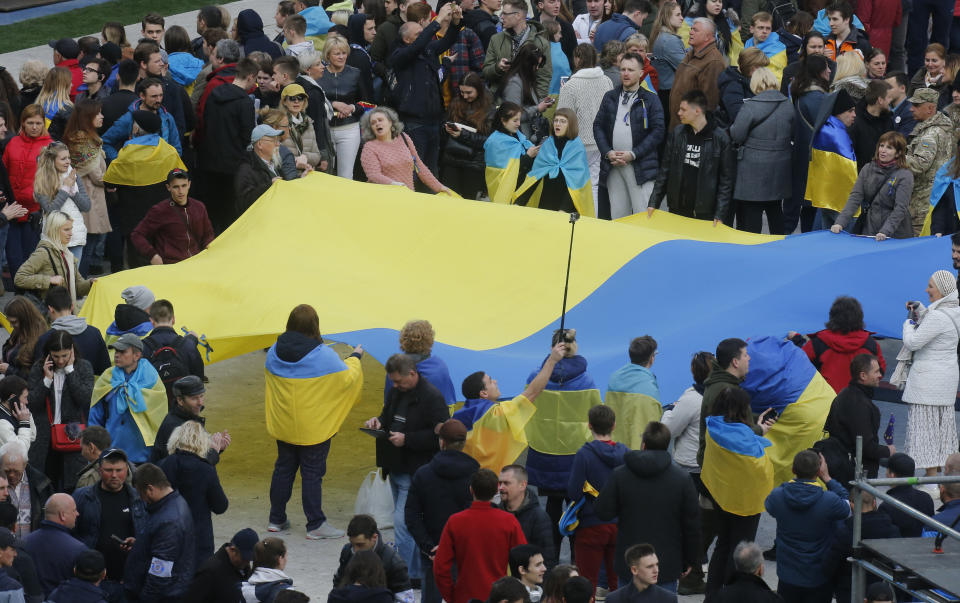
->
xmin=906 ymin=403 xmax=959 ymax=469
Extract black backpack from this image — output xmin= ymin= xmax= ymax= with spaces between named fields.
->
xmin=145 ymin=335 xmax=190 ymax=402
xmin=765 ymin=0 xmax=798 ymax=33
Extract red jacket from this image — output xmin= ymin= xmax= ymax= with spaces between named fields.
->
xmin=434 ymin=501 xmax=527 ymax=603
xmin=858 ymin=0 xmax=902 ymax=56
xmin=129 ymin=197 xmax=215 ymax=263
xmin=57 ymin=58 xmax=83 ymax=101
xmin=802 ymin=329 xmax=887 ymax=394
xmin=2 ymin=131 xmax=53 ymax=218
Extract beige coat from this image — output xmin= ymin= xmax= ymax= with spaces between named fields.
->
xmin=14 ymin=240 xmax=93 ymax=302
xmin=78 ymin=151 xmax=111 ymax=234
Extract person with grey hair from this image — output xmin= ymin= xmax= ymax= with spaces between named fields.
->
xmin=712 ymin=541 xmax=779 ymax=603
xmin=359 ymin=108 xmax=449 ymax=193
xmin=158 ymin=422 xmax=228 ymax=563
xmin=668 ymin=16 xmax=725 ymax=128
xmin=236 ymin=124 xmax=299 ymax=214
xmin=1 ymin=441 xmax=53 ymax=536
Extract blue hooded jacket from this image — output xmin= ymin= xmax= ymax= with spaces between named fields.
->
xmin=525 ymin=355 xmax=597 ymax=491
xmin=300 ymin=5 xmax=334 ymax=36
xmin=593 ymin=13 xmax=639 ymax=52
xmin=765 ymin=479 xmax=850 ymax=587
xmin=567 ymin=439 xmax=628 ymax=528
xmin=101 ymin=99 xmax=182 ymax=161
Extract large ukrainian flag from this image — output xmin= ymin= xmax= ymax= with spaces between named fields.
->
xmin=920 ymin=160 xmax=960 ymax=236
xmin=742 ymin=336 xmax=836 ymax=486
xmin=745 ymin=32 xmax=787 ymax=84
xmin=103 ymin=134 xmax=186 ymax=187
xmin=512 ymin=136 xmax=595 ymax=217
xmin=91 ymin=366 xmax=168 ymax=446
xmin=701 ymin=415 xmax=773 ymax=516
xmin=485 ymin=130 xmax=533 ymax=204
xmin=80 ymin=174 xmax=949 ymax=413
xmin=805 ymin=115 xmax=858 ymax=213
xmin=265 ymin=343 xmax=363 ymax=445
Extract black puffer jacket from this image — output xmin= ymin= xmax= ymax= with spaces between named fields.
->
xmin=199 ymin=82 xmax=255 ymax=174
xmin=595 ymin=449 xmax=700 ymax=583
xmin=441 ymin=118 xmax=491 ymax=171
xmin=406 ymin=449 xmax=479 ymax=556
xmin=387 ymin=21 xmax=461 ymax=120
xmin=650 ymin=119 xmax=736 ymax=222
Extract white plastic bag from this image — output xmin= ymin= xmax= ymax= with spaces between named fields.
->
xmin=354 ymin=469 xmax=394 ymax=529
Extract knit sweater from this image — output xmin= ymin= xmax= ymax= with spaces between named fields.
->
xmin=557 ymin=66 xmax=613 ymax=149
xmin=360 ymin=134 xmax=444 ymax=192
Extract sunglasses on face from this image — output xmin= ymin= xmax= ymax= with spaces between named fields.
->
xmin=285 ymin=95 xmax=308 ymax=102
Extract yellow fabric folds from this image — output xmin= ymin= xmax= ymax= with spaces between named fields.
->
xmin=701 ymin=426 xmax=774 ymax=516
xmin=524 ymin=389 xmax=600 ymax=456
xmin=486 ymin=159 xmax=523 ymax=204
xmin=103 ymin=138 xmax=186 ymax=187
xmin=605 ymin=391 xmax=663 ymax=450
xmin=463 ymin=395 xmax=537 ymax=471
xmin=805 ymin=148 xmax=858 ymax=213
xmin=265 ymin=356 xmax=363 ymax=446
xmin=764 ymin=373 xmax=836 ymax=486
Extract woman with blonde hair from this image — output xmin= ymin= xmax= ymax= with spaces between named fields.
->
xmin=63 ymin=99 xmax=110 ymax=275
xmin=319 ymin=35 xmax=371 ymax=179
xmin=33 ymin=142 xmax=90 ymax=259
xmin=101 ymin=22 xmax=130 ymax=48
xmin=649 ymin=0 xmax=686 ymax=113
xmin=0 ymin=297 xmax=46 ymax=380
xmin=17 ymin=61 xmax=46 ymax=108
xmin=35 ymin=67 xmax=74 ymax=137
xmin=159 ymin=421 xmax=228 ymax=562
xmin=383 ymin=319 xmax=457 ymax=404
xmin=831 ymin=51 xmax=869 ymax=100
xmin=832 ymin=131 xmax=913 ymax=238
xmin=279 ymin=84 xmax=325 ymax=174
xmin=729 ymin=66 xmax=793 ymax=234
xmin=14 ymin=211 xmax=92 ymax=305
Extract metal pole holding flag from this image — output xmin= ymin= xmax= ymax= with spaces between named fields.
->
xmin=559 ymin=212 xmax=579 ymax=335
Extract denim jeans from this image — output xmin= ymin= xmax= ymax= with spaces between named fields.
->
xmin=389 ymin=472 xmax=421 ymax=579
xmin=907 ymin=0 xmax=953 ymax=73
xmin=80 ymin=233 xmax=107 ymax=276
xmin=269 ymin=439 xmax=331 ymax=531
xmin=404 ymin=121 xmax=441 ymax=180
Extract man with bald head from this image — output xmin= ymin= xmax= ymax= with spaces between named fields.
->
xmin=23 ymin=493 xmax=88 ymax=597
xmin=1 ymin=442 xmax=53 ymax=536
xmin=669 ymin=17 xmax=726 ymax=128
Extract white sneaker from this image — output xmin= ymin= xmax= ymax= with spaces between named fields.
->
xmin=306 ymin=522 xmax=345 ymax=539
xmin=268 ymin=520 xmax=290 ymax=532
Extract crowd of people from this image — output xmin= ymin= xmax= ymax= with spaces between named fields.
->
xmin=0 ymin=0 xmax=959 ymax=600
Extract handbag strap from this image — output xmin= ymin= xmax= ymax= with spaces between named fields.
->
xmin=401 ymin=133 xmax=420 ymax=175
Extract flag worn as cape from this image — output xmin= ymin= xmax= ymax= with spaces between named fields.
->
xmin=512 ymin=136 xmax=595 ymax=217
xmin=920 ymin=160 xmax=960 ymax=236
xmin=103 ymin=134 xmax=186 ymax=187
xmin=745 ymin=32 xmax=787 ymax=83
xmin=742 ymin=336 xmax=836 ymax=486
xmin=701 ymin=415 xmax=774 ymax=516
xmin=805 ymin=115 xmax=858 ymax=212
xmin=265 ymin=343 xmax=363 ymax=446
xmin=524 ymin=389 xmax=600 ymax=456
xmin=606 ymin=391 xmax=663 ymax=449
xmin=91 ymin=363 xmax=168 ymax=447
xmin=485 ymin=130 xmax=533 ymax=204
xmin=461 ymin=394 xmax=537 ymax=471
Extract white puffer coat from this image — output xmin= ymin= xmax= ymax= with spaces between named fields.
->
xmin=902 ymin=291 xmax=960 ymax=406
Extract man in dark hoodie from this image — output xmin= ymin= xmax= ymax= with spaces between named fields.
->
xmin=566 ymin=405 xmax=628 ymax=592
xmin=406 ymin=419 xmax=479 ymax=603
xmin=848 ymin=80 xmax=895 ymax=171
xmin=105 ymin=286 xmax=155 ymax=343
xmin=595 ymin=421 xmax=700 ymax=592
xmin=236 ymin=9 xmax=283 ymax=59
xmin=370 ymin=0 xmax=412 ymax=79
xmin=698 ymin=338 xmax=751 ymax=467
xmin=142 ymin=300 xmax=207 ymax=410
xmin=333 ymin=515 xmax=413 ymax=596
xmin=764 ymin=449 xmax=849 ymax=603
xmin=47 ymin=549 xmax=109 ymax=603
xmin=183 ymin=528 xmax=258 ymax=603
xmin=822 ymin=353 xmax=894 ymax=479
xmin=463 ymin=0 xmax=501 ymax=50
xmin=34 ymin=287 xmax=110 ymax=375
xmin=877 ymin=452 xmax=934 ymax=537
xmin=199 ymin=57 xmax=256 ymax=232
xmin=497 ymin=465 xmax=555 ymax=569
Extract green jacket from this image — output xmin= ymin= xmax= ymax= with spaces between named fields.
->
xmin=696 ymin=360 xmax=755 ymax=467
xmin=482 ymin=19 xmax=552 ymax=98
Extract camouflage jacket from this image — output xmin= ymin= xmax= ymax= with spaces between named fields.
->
xmin=907 ymin=112 xmax=954 ymax=187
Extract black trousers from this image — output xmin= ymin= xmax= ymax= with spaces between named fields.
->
xmin=705 ymin=508 xmax=761 ymax=596
xmin=736 ymin=200 xmax=784 ymax=234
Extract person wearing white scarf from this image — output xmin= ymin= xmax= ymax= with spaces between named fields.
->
xmin=895 ymin=269 xmax=960 ymax=480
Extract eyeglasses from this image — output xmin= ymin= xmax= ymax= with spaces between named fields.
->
xmin=83 ymin=67 xmax=100 ymax=74
xmin=285 ymin=94 xmax=308 ymax=102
